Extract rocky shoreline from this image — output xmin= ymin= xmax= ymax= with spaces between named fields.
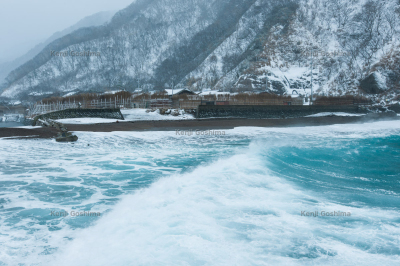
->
xmin=35 ymin=119 xmax=78 ymax=142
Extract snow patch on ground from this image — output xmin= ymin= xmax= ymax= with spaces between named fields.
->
xmin=15 ymin=126 xmax=43 ymax=129
xmin=282 ymin=66 xmax=309 ymax=80
xmin=55 ymin=118 xmax=120 ymax=124
xmin=56 ymin=109 xmax=195 ymax=124
xmin=122 ymin=109 xmax=195 ymax=121
xmin=374 ymin=72 xmax=388 ymax=91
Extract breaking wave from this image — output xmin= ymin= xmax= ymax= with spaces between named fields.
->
xmin=1 ymin=121 xmax=400 ymax=265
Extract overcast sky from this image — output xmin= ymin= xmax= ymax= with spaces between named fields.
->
xmin=0 ymin=0 xmax=134 ymax=63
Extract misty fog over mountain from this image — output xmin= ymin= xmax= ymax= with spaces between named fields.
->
xmin=0 ymin=11 xmax=116 ymax=85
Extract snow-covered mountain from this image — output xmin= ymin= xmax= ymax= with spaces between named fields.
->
xmin=1 ymin=0 xmax=399 ymax=102
xmin=0 ymin=11 xmax=116 ymax=88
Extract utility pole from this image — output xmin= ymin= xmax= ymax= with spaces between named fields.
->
xmin=310 ymin=47 xmax=314 ymax=105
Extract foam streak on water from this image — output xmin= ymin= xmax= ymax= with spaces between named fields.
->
xmin=1 ymin=121 xmax=400 ymax=265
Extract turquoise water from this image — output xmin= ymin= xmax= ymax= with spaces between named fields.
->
xmin=267 ymin=136 xmax=400 ymax=209
xmin=0 ymin=121 xmax=24 ymax=128
xmin=0 ymin=121 xmax=400 ymax=265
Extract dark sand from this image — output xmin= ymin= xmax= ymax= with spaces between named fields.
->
xmin=0 ymin=127 xmax=59 ymax=139
xmin=64 ymin=116 xmax=399 ymax=132
xmin=1 ymin=115 xmax=398 ymax=139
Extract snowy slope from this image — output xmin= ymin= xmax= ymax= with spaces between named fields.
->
xmin=1 ymin=0 xmax=399 ymax=102
xmin=0 ymin=11 xmax=116 ymax=86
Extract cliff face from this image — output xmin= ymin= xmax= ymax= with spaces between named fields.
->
xmin=224 ymin=0 xmax=400 ymax=102
xmin=1 ymin=0 xmax=400 ymax=102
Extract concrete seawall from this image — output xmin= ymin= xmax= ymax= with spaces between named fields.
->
xmin=33 ymin=108 xmax=124 ymax=125
xmin=196 ymin=105 xmax=367 ymax=119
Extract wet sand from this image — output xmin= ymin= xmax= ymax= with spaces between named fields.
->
xmin=60 ymin=116 xmax=400 ymax=132
xmin=1 ymin=116 xmax=398 ymax=139
xmin=0 ymin=127 xmax=59 ymax=139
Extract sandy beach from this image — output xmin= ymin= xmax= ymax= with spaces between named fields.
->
xmin=0 ymin=127 xmax=59 ymax=139
xmin=1 ymin=115 xmax=398 ymax=139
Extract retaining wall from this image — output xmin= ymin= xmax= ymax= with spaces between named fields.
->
xmin=196 ymin=105 xmax=366 ymax=119
xmin=33 ymin=108 xmax=124 ymax=125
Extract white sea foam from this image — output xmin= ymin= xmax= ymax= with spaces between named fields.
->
xmin=45 ymin=143 xmax=400 ymax=266
xmin=55 ymin=118 xmax=121 ymax=124
xmin=1 ymin=120 xmax=400 ymax=265
xmin=305 ymin=112 xmax=364 ymax=117
xmin=0 ymin=130 xmax=240 ymax=265
xmin=230 ymin=119 xmax=400 ymax=140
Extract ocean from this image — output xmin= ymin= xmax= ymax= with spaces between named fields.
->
xmin=0 ymin=122 xmax=24 ymax=128
xmin=0 ymin=121 xmax=399 ymax=265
